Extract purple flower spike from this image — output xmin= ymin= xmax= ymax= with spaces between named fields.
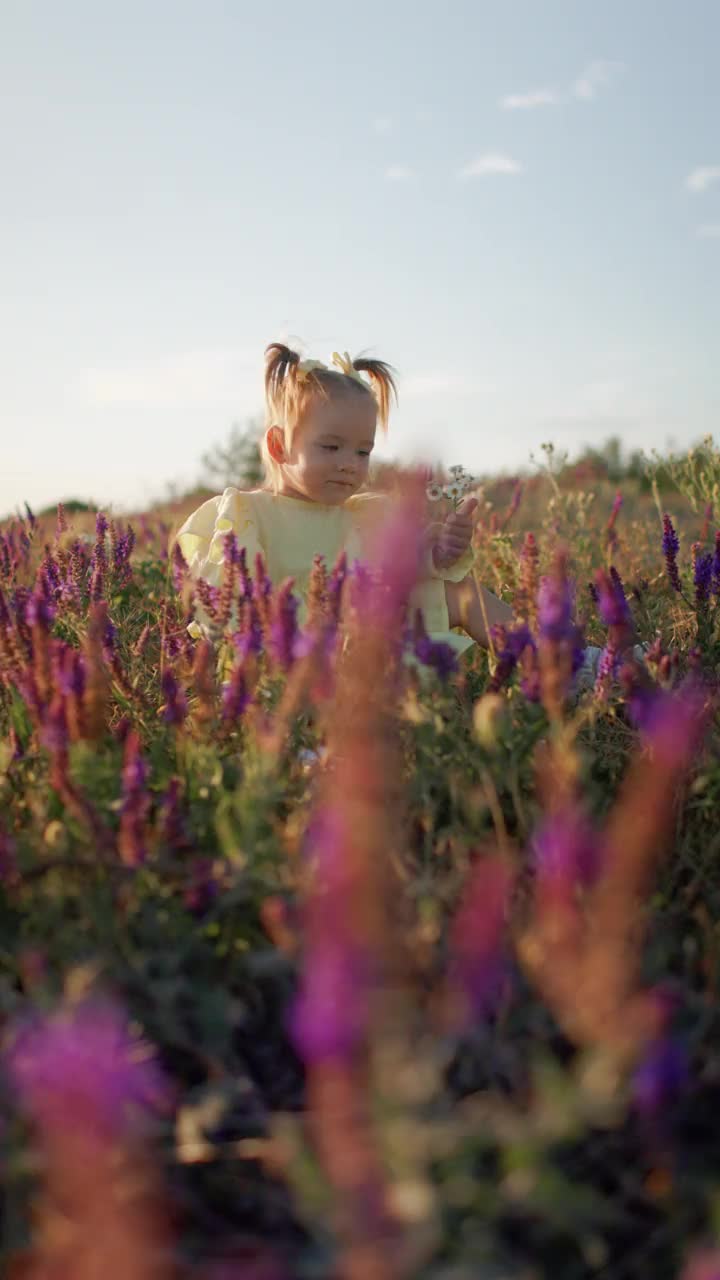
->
xmin=269 ymin=580 xmax=299 ymax=671
xmin=5 ymin=999 xmax=168 ymax=1141
xmin=595 ymin=568 xmax=631 ymax=628
xmin=222 ymin=664 xmax=250 ymax=722
xmin=412 ymin=610 xmax=458 ymax=679
xmin=712 ymin=531 xmax=720 ymax=595
xmin=488 ymin=622 xmax=534 ymax=694
xmin=327 ymin=552 xmax=348 ymax=621
xmin=172 ymin=543 xmax=187 ymax=593
xmin=415 ymin=635 xmax=458 ymax=680
xmin=538 ymin=571 xmax=573 ymax=641
xmin=26 ymin=590 xmax=56 ymax=630
xmin=694 ymin=551 xmax=713 ymax=606
xmin=161 ymin=669 xmax=188 ymax=726
xmin=662 ymin=514 xmax=682 ymax=592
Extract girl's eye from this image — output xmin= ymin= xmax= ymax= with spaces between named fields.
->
xmin=358 ymin=450 xmax=371 ymax=458
xmin=320 ymin=444 xmax=339 ymax=452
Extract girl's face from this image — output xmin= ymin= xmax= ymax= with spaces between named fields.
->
xmin=270 ymin=391 xmax=377 ymax=505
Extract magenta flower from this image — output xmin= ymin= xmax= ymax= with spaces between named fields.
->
xmin=269 ymin=579 xmax=299 ymax=671
xmin=222 ymin=663 xmax=250 ymax=722
xmin=681 ymin=1250 xmax=720 ymax=1280
xmin=119 ymin=730 xmax=150 ymax=865
xmin=291 ymin=939 xmax=372 ymax=1063
xmin=595 ymin=569 xmax=630 ymax=629
xmin=532 ymin=806 xmax=601 ymax=896
xmin=39 ymin=696 xmax=69 ymax=757
xmin=640 ymin=684 xmax=706 ymax=768
xmin=232 ymin=600 xmax=263 ymax=659
xmin=254 ymin=553 xmax=272 ymax=605
xmin=327 ymin=551 xmax=348 ymax=621
xmin=290 ymin=806 xmax=375 ymax=1064
xmin=538 ymin=571 xmax=572 ymax=641
xmin=449 ymin=857 xmax=513 ymax=1021
xmin=5 ymin=999 xmax=169 ymax=1141
xmin=26 ymin=589 xmax=56 ymax=631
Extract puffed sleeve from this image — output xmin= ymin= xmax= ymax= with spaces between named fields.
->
xmin=175 ymin=488 xmax=263 ymax=638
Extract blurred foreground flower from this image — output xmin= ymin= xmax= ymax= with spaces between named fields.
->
xmin=6 ymin=997 xmax=168 ymax=1140
xmin=520 ymin=685 xmax=707 ymax=1066
xmin=5 ymin=997 xmax=172 ymax=1280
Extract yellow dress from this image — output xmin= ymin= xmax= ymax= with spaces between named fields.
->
xmin=176 ymin=487 xmax=475 ymax=656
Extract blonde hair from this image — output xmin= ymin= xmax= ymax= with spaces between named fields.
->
xmin=261 ymin=342 xmax=397 ymax=491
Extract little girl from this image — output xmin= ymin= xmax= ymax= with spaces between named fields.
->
xmin=176 ymin=343 xmax=514 ymax=658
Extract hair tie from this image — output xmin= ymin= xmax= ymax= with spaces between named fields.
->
xmin=331 ymin=351 xmax=366 ymax=386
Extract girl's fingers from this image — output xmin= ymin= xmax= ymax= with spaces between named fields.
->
xmin=457 ymin=496 xmax=478 ymax=519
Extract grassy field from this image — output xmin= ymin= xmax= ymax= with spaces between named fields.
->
xmin=1 ymin=441 xmax=720 ymax=1279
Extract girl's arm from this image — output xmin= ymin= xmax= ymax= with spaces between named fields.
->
xmin=446 ymin=577 xmax=514 ymax=649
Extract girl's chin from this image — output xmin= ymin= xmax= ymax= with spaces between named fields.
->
xmin=323 ymin=481 xmax=357 ymax=500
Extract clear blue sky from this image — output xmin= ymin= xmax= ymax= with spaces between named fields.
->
xmin=2 ymin=0 xmax=719 ymax=516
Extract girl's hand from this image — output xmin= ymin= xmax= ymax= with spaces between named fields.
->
xmin=433 ymin=497 xmax=478 ymax=570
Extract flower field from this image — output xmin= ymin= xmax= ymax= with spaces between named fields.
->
xmin=2 ymin=442 xmax=720 ymax=1280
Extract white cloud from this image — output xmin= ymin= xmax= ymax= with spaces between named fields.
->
xmin=697 ymin=224 xmax=720 ymax=238
xmin=686 ymin=166 xmax=720 ymax=193
xmin=384 ymin=164 xmax=415 ymax=181
xmin=72 ymin=347 xmax=260 ymax=408
xmin=373 ymin=116 xmax=392 ymax=134
xmin=458 ymin=152 xmax=522 ymax=179
xmin=500 ymin=88 xmax=560 ymax=111
xmin=573 ymin=59 xmax=623 ymax=100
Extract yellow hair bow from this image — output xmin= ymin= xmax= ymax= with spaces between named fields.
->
xmin=331 ymin=351 xmax=366 ymax=385
xmin=294 ymin=352 xmax=367 ymax=386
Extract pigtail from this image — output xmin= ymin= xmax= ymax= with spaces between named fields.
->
xmin=352 ymin=357 xmax=398 ymax=430
xmin=264 ymin=343 xmax=301 ymax=417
